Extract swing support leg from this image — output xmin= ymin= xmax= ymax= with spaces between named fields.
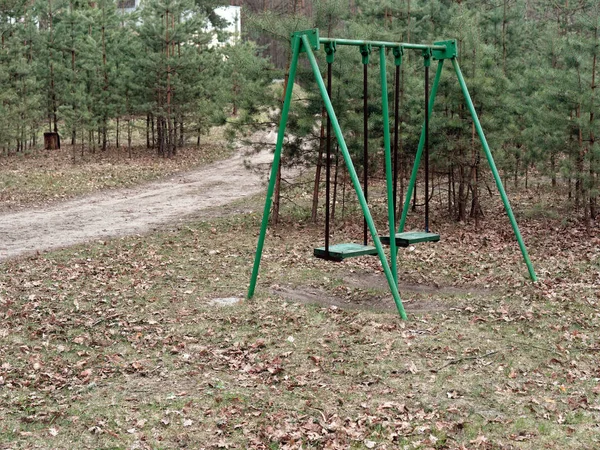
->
xmin=398 ymin=60 xmax=445 ymax=233
xmin=451 ymin=58 xmax=537 ymax=281
xmin=303 ymin=35 xmax=407 ymax=319
xmin=247 ymin=37 xmax=301 ymax=300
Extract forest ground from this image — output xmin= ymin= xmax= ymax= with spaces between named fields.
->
xmin=0 ymin=140 xmax=599 ymax=449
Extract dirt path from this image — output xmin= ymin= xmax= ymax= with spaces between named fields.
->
xmin=0 ymin=141 xmax=282 ymax=261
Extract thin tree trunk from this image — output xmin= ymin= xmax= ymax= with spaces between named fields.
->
xmin=331 ymin=148 xmax=339 ymax=224
xmin=272 ymin=168 xmax=282 ymax=224
xmin=514 ymin=149 xmax=519 ymax=189
xmin=146 ymin=114 xmax=151 ymax=148
xmin=502 ymin=0 xmax=508 ymax=75
xmin=70 ymin=0 xmax=77 ymax=145
xmin=447 ymin=169 xmax=452 ymax=215
xmin=551 ymin=153 xmax=557 ymax=187
xmin=589 ymin=23 xmax=598 ymax=224
xmin=412 ymin=155 xmax=417 ymax=212
xmin=151 ymin=113 xmax=155 ymax=148
xmin=128 ymin=119 xmax=132 ymax=158
xmin=458 ymin=148 xmax=467 ymax=221
xmin=311 ymin=115 xmax=325 ymax=223
xmin=101 ymin=1 xmax=108 ymax=151
xmin=48 ymin=0 xmax=58 ymax=134
xmin=576 ymin=104 xmax=584 ymax=211
xmin=272 ymin=52 xmax=293 ymax=225
xmin=179 ymin=119 xmax=184 ymax=148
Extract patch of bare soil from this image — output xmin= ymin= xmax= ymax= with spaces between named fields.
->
xmin=0 ymin=132 xmax=284 ymax=261
xmin=271 ymin=270 xmax=498 ymax=313
xmin=272 ymin=285 xmax=448 ymax=313
xmin=342 ymin=271 xmax=497 ymax=297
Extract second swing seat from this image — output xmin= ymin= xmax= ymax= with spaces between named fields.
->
xmin=314 ymin=242 xmax=377 ymax=262
xmin=380 ymin=231 xmax=440 ymax=247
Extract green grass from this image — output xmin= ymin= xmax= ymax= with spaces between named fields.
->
xmin=0 ymin=175 xmax=599 ymax=448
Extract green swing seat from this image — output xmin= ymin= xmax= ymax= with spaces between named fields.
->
xmin=313 ymin=242 xmax=377 ymax=261
xmin=380 ymin=231 xmax=440 ymax=247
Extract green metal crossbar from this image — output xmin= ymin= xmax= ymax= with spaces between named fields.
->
xmin=247 ymin=28 xmax=537 ymax=320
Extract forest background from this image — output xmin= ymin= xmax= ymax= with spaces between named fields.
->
xmin=0 ymin=0 xmax=598 ymax=229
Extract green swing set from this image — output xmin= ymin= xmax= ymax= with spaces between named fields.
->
xmin=247 ymin=29 xmax=537 ymax=320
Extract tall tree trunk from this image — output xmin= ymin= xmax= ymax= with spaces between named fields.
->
xmin=589 ymin=23 xmax=598 ymax=223
xmin=576 ymin=104 xmax=583 ymax=211
xmin=551 ymin=152 xmax=557 ymax=187
xmin=101 ymin=1 xmax=108 ymax=151
xmin=165 ymin=9 xmax=174 ymax=157
xmin=146 ymin=114 xmax=151 ymax=148
xmin=179 ymin=119 xmax=184 ymax=148
xmin=502 ymin=0 xmax=508 ymax=75
xmin=412 ymin=155 xmax=417 ymax=212
xmin=469 ymin=122 xmax=480 ymax=226
xmin=272 ymin=55 xmax=292 ymax=225
xmin=272 ymin=168 xmax=282 ymax=224
xmin=48 ymin=0 xmax=58 ymax=134
xmin=70 ymin=1 xmax=77 ymax=145
xmin=151 ymin=113 xmax=155 ymax=149
xmin=514 ymin=149 xmax=520 ymax=189
xmin=331 ymin=148 xmax=339 ymax=224
xmin=128 ymin=119 xmax=132 ymax=158
xmin=272 ymin=0 xmax=301 ymax=224
xmin=447 ymin=168 xmax=452 ymax=215
xmin=458 ymin=147 xmax=467 ymax=221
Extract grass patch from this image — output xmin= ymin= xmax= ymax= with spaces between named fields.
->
xmin=0 ymin=161 xmax=599 ymax=447
xmin=0 ymin=196 xmax=599 ymax=448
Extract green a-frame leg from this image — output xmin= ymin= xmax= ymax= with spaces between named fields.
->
xmin=247 ymin=29 xmax=537 ymax=321
xmin=247 ymin=31 xmax=408 ymax=320
xmin=395 ymin=51 xmax=537 ymax=282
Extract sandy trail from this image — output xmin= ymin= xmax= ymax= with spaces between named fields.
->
xmin=0 ymin=143 xmax=281 ymax=261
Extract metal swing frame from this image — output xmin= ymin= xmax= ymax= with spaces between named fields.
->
xmin=247 ymin=29 xmax=537 ymax=320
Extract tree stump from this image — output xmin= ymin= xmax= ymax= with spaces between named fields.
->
xmin=44 ymin=132 xmax=61 ymax=150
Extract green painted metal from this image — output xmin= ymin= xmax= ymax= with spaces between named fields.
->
xmin=393 ymin=46 xmax=403 ymax=66
xmin=398 ymin=60 xmax=445 ymax=233
xmin=324 ymin=41 xmax=336 ymax=64
xmin=301 ymin=34 xmax=407 ymax=320
xmin=314 ymin=243 xmax=377 ymax=261
xmin=433 ymin=39 xmax=458 ymax=60
xmin=247 ymin=36 xmax=301 ymax=300
xmin=359 ymin=44 xmax=371 ymax=65
xmin=293 ymin=29 xmax=319 ymax=53
xmin=381 ymin=231 xmax=440 ymax=247
xmin=451 ymin=58 xmax=538 ymax=282
xmin=380 ymin=47 xmax=398 ymax=287
xmin=422 ymin=48 xmax=432 ymax=66
xmin=249 ymin=28 xmax=537 ymax=321
xmin=319 ymin=36 xmax=446 ymax=51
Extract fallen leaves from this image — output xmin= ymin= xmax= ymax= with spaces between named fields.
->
xmin=0 ymin=184 xmax=598 ymax=448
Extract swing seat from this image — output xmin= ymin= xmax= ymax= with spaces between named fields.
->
xmin=380 ymin=231 xmax=440 ymax=247
xmin=314 ymin=243 xmax=377 ymax=261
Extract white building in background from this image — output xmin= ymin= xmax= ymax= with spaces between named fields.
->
xmin=208 ymin=6 xmax=241 ymax=47
xmin=117 ymin=0 xmax=139 ymax=13
xmin=117 ymin=1 xmax=241 ymax=48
